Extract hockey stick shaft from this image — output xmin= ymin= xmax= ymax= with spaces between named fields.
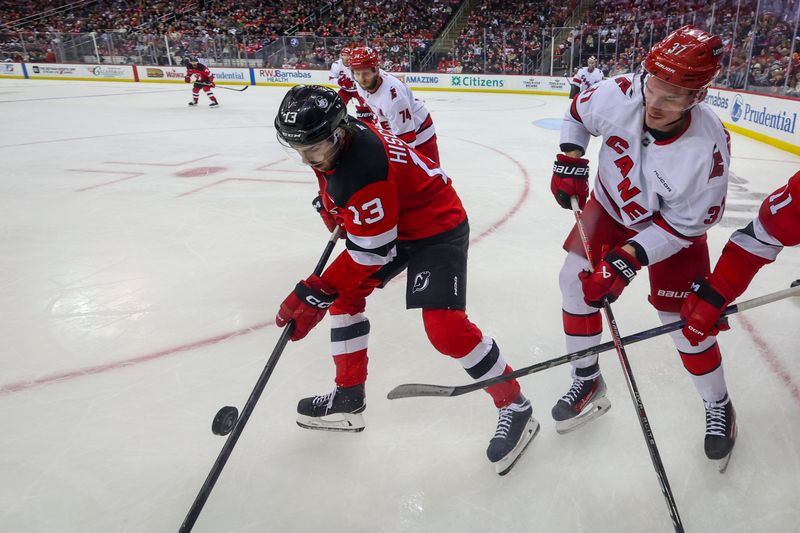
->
xmin=216 ymin=85 xmax=249 ymax=92
xmin=570 ymin=197 xmax=683 ymax=532
xmin=386 ymin=284 xmax=800 ymax=399
xmin=179 ymin=227 xmax=340 ymax=533
xmin=193 ymin=82 xmax=249 ymax=92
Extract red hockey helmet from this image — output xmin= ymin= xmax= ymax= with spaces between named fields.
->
xmin=341 ymin=46 xmax=351 ymax=56
xmin=349 ymin=47 xmax=380 ymax=69
xmin=643 ymin=25 xmax=723 ymax=90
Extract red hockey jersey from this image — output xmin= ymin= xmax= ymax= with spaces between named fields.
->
xmin=186 ymin=63 xmax=214 ymax=83
xmin=712 ymin=170 xmax=800 ymax=300
xmin=315 ymin=121 xmax=466 ymax=291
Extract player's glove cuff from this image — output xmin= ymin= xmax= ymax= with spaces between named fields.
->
xmin=604 ymin=248 xmax=641 ymax=286
xmin=295 ymin=275 xmax=338 ymax=309
xmin=689 ymin=278 xmax=726 ymax=309
xmin=312 ymin=195 xmax=324 ymax=213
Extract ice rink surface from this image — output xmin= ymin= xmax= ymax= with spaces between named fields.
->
xmin=0 ymin=79 xmax=798 ymax=533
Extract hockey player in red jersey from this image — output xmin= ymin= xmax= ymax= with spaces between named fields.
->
xmin=273 ymin=85 xmax=537 ymax=475
xmin=349 ymin=47 xmax=440 ymax=164
xmin=549 ymin=26 xmax=736 ymax=465
xmin=184 ymin=57 xmax=219 ymax=108
xmin=681 ymin=170 xmax=800 ymax=342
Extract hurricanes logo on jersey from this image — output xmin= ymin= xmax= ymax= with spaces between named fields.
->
xmin=412 ymin=271 xmax=431 ymax=293
xmin=709 ymin=146 xmax=725 ymax=181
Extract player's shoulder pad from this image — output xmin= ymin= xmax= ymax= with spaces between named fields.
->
xmin=326 ymin=122 xmax=389 ymax=207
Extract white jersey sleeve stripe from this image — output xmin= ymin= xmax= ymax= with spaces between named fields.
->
xmin=347 ymin=226 xmax=398 ymax=250
xmin=347 ymin=246 xmax=397 ymax=266
xmin=729 ymin=218 xmax=784 ymax=261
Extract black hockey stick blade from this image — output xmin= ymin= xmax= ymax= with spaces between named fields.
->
xmin=218 ymin=85 xmax=249 ymax=92
xmin=387 ymin=283 xmax=800 ymax=400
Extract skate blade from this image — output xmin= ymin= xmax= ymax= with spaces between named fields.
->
xmin=296 ymin=412 xmax=365 ymax=433
xmin=717 ymin=424 xmax=738 ymax=474
xmin=495 ymin=417 xmax=540 ymax=476
xmin=555 ymin=396 xmax=611 ymax=435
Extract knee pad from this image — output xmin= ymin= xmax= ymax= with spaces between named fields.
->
xmin=560 ymin=252 xmax=595 ymax=315
xmin=331 ymin=278 xmax=381 ymax=316
xmin=422 ymin=308 xmax=482 ymax=357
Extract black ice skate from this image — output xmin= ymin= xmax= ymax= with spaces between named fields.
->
xmin=209 ymin=101 xmax=219 ymax=108
xmin=486 ymin=394 xmax=539 ymax=475
xmin=551 ymin=369 xmax=611 ymax=434
xmin=296 ymin=384 xmax=365 ymax=432
xmin=704 ymin=395 xmax=737 ymax=473
xmin=188 ymin=101 xmax=198 ymax=106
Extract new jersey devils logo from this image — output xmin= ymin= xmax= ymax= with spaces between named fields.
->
xmin=412 ymin=271 xmax=431 ymax=293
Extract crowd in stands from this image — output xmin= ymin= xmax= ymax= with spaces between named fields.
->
xmin=1 ymin=0 xmax=798 ymax=95
xmin=572 ymin=0 xmax=800 ymax=94
xmin=293 ymin=0 xmax=461 ymax=71
xmin=447 ymin=0 xmax=579 ymax=74
xmin=0 ymin=0 xmax=460 ymax=71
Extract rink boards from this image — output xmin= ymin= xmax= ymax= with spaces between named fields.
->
xmin=2 ymin=61 xmax=798 ymax=154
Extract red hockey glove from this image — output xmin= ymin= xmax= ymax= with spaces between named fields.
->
xmin=209 ymin=80 xmax=216 ymax=88
xmin=680 ymin=276 xmax=732 ymax=346
xmin=551 ymin=153 xmax=590 ymax=210
xmin=184 ymin=76 xmax=191 ymax=83
xmin=312 ymin=195 xmax=345 ymax=236
xmin=355 ymin=104 xmax=374 ymax=122
xmin=276 ymin=275 xmax=338 ymax=341
xmin=579 ymin=247 xmax=641 ymax=308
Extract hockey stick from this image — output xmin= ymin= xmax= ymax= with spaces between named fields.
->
xmin=216 ymin=85 xmax=249 ymax=92
xmin=194 ymin=82 xmax=249 ymax=92
xmin=179 ymin=227 xmax=341 ymax=533
xmin=387 ymin=283 xmax=800 ymax=399
xmin=570 ymin=197 xmax=683 ymax=533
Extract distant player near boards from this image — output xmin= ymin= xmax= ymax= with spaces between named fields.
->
xmin=569 ymin=56 xmax=604 ymax=99
xmin=327 ymin=45 xmax=374 ymax=122
xmin=349 ymin=46 xmax=440 ymax=164
xmin=184 ymin=56 xmax=219 ymax=108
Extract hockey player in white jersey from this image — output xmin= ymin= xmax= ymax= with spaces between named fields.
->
xmin=569 ymin=56 xmax=605 ymax=99
xmin=349 ymin=46 xmax=440 ymax=164
xmin=327 ymin=46 xmax=374 ymax=122
xmin=549 ymin=26 xmax=735 ymax=466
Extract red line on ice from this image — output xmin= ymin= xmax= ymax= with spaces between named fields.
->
xmin=105 ymin=153 xmax=220 ymax=166
xmin=0 ymin=321 xmax=274 ymax=396
xmin=0 ymin=140 xmax=529 ymax=395
xmin=176 ymin=177 xmax=314 ymax=198
xmin=68 ymin=169 xmax=145 ymax=192
xmin=738 ymin=315 xmax=800 ymax=406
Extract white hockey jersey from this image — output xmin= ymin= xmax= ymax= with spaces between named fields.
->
xmin=328 ymin=59 xmax=357 ymax=96
xmin=572 ymin=67 xmax=604 ymax=92
xmin=560 ymin=73 xmax=731 ymax=265
xmin=355 ymin=70 xmax=435 ymax=148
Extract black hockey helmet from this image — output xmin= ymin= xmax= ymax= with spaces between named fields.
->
xmin=274 ymin=85 xmax=347 ymax=146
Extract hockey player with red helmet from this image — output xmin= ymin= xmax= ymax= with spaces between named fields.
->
xmin=548 ymin=26 xmax=736 ymax=465
xmin=349 ymin=46 xmax=440 ymax=164
xmin=273 ymin=85 xmax=538 ymax=475
xmin=327 ymin=45 xmax=374 ymax=122
xmin=184 ymin=56 xmax=218 ymax=108
xmin=681 ymin=170 xmax=800 ymax=343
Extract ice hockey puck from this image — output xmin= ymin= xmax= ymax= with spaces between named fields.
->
xmin=212 ymin=406 xmax=239 ymax=436
xmin=792 ymin=279 xmax=800 ymax=288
